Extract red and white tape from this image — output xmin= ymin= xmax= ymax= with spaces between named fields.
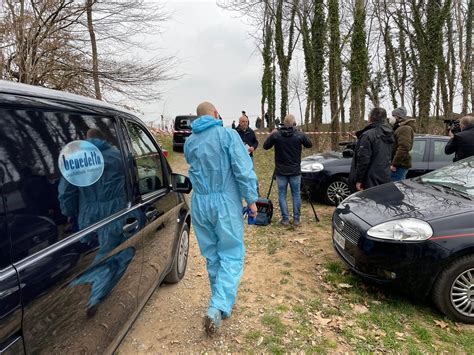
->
xmin=149 ymin=127 xmax=354 ymax=137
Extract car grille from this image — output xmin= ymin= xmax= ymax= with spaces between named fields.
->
xmin=333 ymin=213 xmax=361 ymax=246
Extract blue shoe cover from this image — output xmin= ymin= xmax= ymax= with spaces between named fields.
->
xmin=204 ymin=307 xmax=222 ymax=336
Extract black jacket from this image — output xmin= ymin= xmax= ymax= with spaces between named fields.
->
xmin=263 ymin=126 xmax=312 ymax=176
xmin=236 ymin=126 xmax=258 ymax=156
xmin=445 ymin=125 xmax=474 ymax=162
xmin=349 ymin=122 xmax=394 ymax=193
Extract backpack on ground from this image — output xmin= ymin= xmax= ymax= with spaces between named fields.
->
xmin=254 ymin=172 xmax=274 ymax=226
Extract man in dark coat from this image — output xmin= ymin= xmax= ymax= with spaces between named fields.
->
xmin=263 ymin=114 xmax=312 ymax=226
xmin=349 ymin=107 xmax=394 ymax=193
xmin=236 ymin=115 xmax=259 ymax=157
xmin=445 ymin=115 xmax=474 ymax=162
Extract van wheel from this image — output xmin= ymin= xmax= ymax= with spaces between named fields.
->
xmin=164 ymin=223 xmax=189 ymax=283
xmin=324 ymin=177 xmax=350 ymax=206
xmin=432 ymin=255 xmax=474 ymax=324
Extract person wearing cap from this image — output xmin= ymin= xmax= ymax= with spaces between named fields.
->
xmin=445 ymin=115 xmax=474 ymax=162
xmin=390 ymin=106 xmax=416 ymax=181
xmin=184 ymin=102 xmax=258 ymax=336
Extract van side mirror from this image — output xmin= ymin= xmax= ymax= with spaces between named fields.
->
xmin=172 ymin=173 xmax=192 ymax=194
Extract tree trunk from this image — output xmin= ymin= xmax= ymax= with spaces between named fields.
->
xmin=328 ymin=0 xmax=341 ymax=149
xmin=349 ymin=0 xmax=368 ymax=130
xmin=274 ymin=0 xmax=298 ymax=121
xmin=411 ymin=0 xmax=452 ymax=131
xmin=86 ymin=0 xmax=102 ymax=100
xmin=461 ymin=0 xmax=473 ymax=113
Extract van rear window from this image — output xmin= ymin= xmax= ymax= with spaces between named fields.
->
xmin=175 ymin=116 xmax=196 ymax=130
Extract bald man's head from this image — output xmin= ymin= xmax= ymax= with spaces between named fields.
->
xmin=196 ymin=102 xmax=219 ymax=119
xmin=283 ymin=114 xmax=296 ymax=127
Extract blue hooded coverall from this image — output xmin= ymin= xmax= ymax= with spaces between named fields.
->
xmin=184 ymin=115 xmax=258 ymax=317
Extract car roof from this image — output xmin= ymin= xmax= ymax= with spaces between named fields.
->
xmin=175 ymin=115 xmax=197 ymax=119
xmin=415 ymin=134 xmax=449 ymax=139
xmin=0 ymin=80 xmax=138 ymax=117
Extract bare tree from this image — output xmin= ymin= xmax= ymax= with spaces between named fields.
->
xmin=274 ymin=0 xmax=299 ymax=120
xmin=1 ymin=0 xmax=177 ymax=103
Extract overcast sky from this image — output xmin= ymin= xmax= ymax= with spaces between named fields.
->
xmin=136 ymin=0 xmax=265 ymax=128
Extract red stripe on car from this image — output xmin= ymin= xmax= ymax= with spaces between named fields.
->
xmin=430 ymin=233 xmax=474 ymax=241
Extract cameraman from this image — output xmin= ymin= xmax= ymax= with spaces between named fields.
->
xmin=263 ymin=114 xmax=312 ymax=226
xmin=445 ymin=115 xmax=474 ymax=162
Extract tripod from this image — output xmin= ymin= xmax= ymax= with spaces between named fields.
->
xmin=304 ymin=184 xmax=320 ymax=222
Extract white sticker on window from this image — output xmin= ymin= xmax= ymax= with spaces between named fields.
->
xmin=58 ymin=140 xmax=104 ymax=187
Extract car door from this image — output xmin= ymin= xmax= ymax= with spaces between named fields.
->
xmin=0 ymin=185 xmax=24 ymax=355
xmin=0 ymin=105 xmax=143 ymax=353
xmin=428 ymin=139 xmax=454 ymax=171
xmin=407 ymin=138 xmax=430 ymax=178
xmin=123 ymin=120 xmax=180 ymax=306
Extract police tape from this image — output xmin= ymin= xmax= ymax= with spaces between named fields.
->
xmin=149 ymin=127 xmax=355 ymax=136
xmin=255 ymin=131 xmax=355 ymax=136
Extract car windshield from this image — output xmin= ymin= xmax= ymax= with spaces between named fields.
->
xmin=175 ymin=116 xmax=196 ymax=130
xmin=418 ymin=157 xmax=474 ymax=198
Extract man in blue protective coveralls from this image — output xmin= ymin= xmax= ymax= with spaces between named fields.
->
xmin=184 ymin=101 xmax=258 ymax=336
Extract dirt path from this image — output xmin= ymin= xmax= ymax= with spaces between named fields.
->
xmin=117 ymin=153 xmax=346 ymax=353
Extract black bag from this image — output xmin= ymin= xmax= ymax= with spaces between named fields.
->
xmin=254 ymin=172 xmax=274 ymax=226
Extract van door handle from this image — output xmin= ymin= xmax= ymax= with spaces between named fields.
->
xmin=146 ymin=208 xmax=159 ymax=220
xmin=123 ymin=219 xmax=139 ymax=233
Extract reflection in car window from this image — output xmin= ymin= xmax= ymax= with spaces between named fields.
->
xmin=0 ymin=109 xmax=122 ymax=261
xmin=433 ymin=140 xmax=454 ymax=162
xmin=421 ymin=157 xmax=474 ymax=197
xmin=410 ymin=140 xmax=426 ymax=163
xmin=126 ymin=122 xmax=165 ymax=195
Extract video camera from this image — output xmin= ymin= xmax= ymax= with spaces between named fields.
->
xmin=444 ymin=119 xmax=461 ymax=134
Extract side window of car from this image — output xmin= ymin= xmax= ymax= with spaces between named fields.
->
xmin=0 ymin=108 xmax=126 ymax=262
xmin=126 ymin=122 xmax=165 ymax=195
xmin=410 ymin=140 xmax=426 ymax=163
xmin=433 ymin=140 xmax=454 ymax=162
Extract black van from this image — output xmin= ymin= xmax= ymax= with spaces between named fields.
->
xmin=0 ymin=80 xmax=192 ymax=354
xmin=172 ymin=115 xmax=197 ymax=151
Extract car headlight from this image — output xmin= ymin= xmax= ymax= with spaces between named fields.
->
xmin=367 ymin=218 xmax=433 ymax=241
xmin=301 ymin=162 xmax=324 ymax=173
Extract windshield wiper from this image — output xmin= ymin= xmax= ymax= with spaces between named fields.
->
xmin=426 ymin=182 xmax=473 ymax=201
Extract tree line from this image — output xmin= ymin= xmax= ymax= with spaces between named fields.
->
xmin=219 ymin=0 xmax=473 ymax=147
xmin=0 ymin=0 xmax=176 ymax=104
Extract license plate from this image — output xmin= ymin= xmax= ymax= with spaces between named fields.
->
xmin=333 ymin=230 xmax=346 ymax=250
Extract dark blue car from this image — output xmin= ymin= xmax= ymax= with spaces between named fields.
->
xmin=332 ymin=157 xmax=474 ymax=323
xmin=302 ymin=135 xmax=454 ymax=205
xmin=0 ymin=81 xmax=192 ymax=353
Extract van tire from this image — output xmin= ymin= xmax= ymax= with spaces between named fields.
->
xmin=164 ymin=223 xmax=189 ymax=283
